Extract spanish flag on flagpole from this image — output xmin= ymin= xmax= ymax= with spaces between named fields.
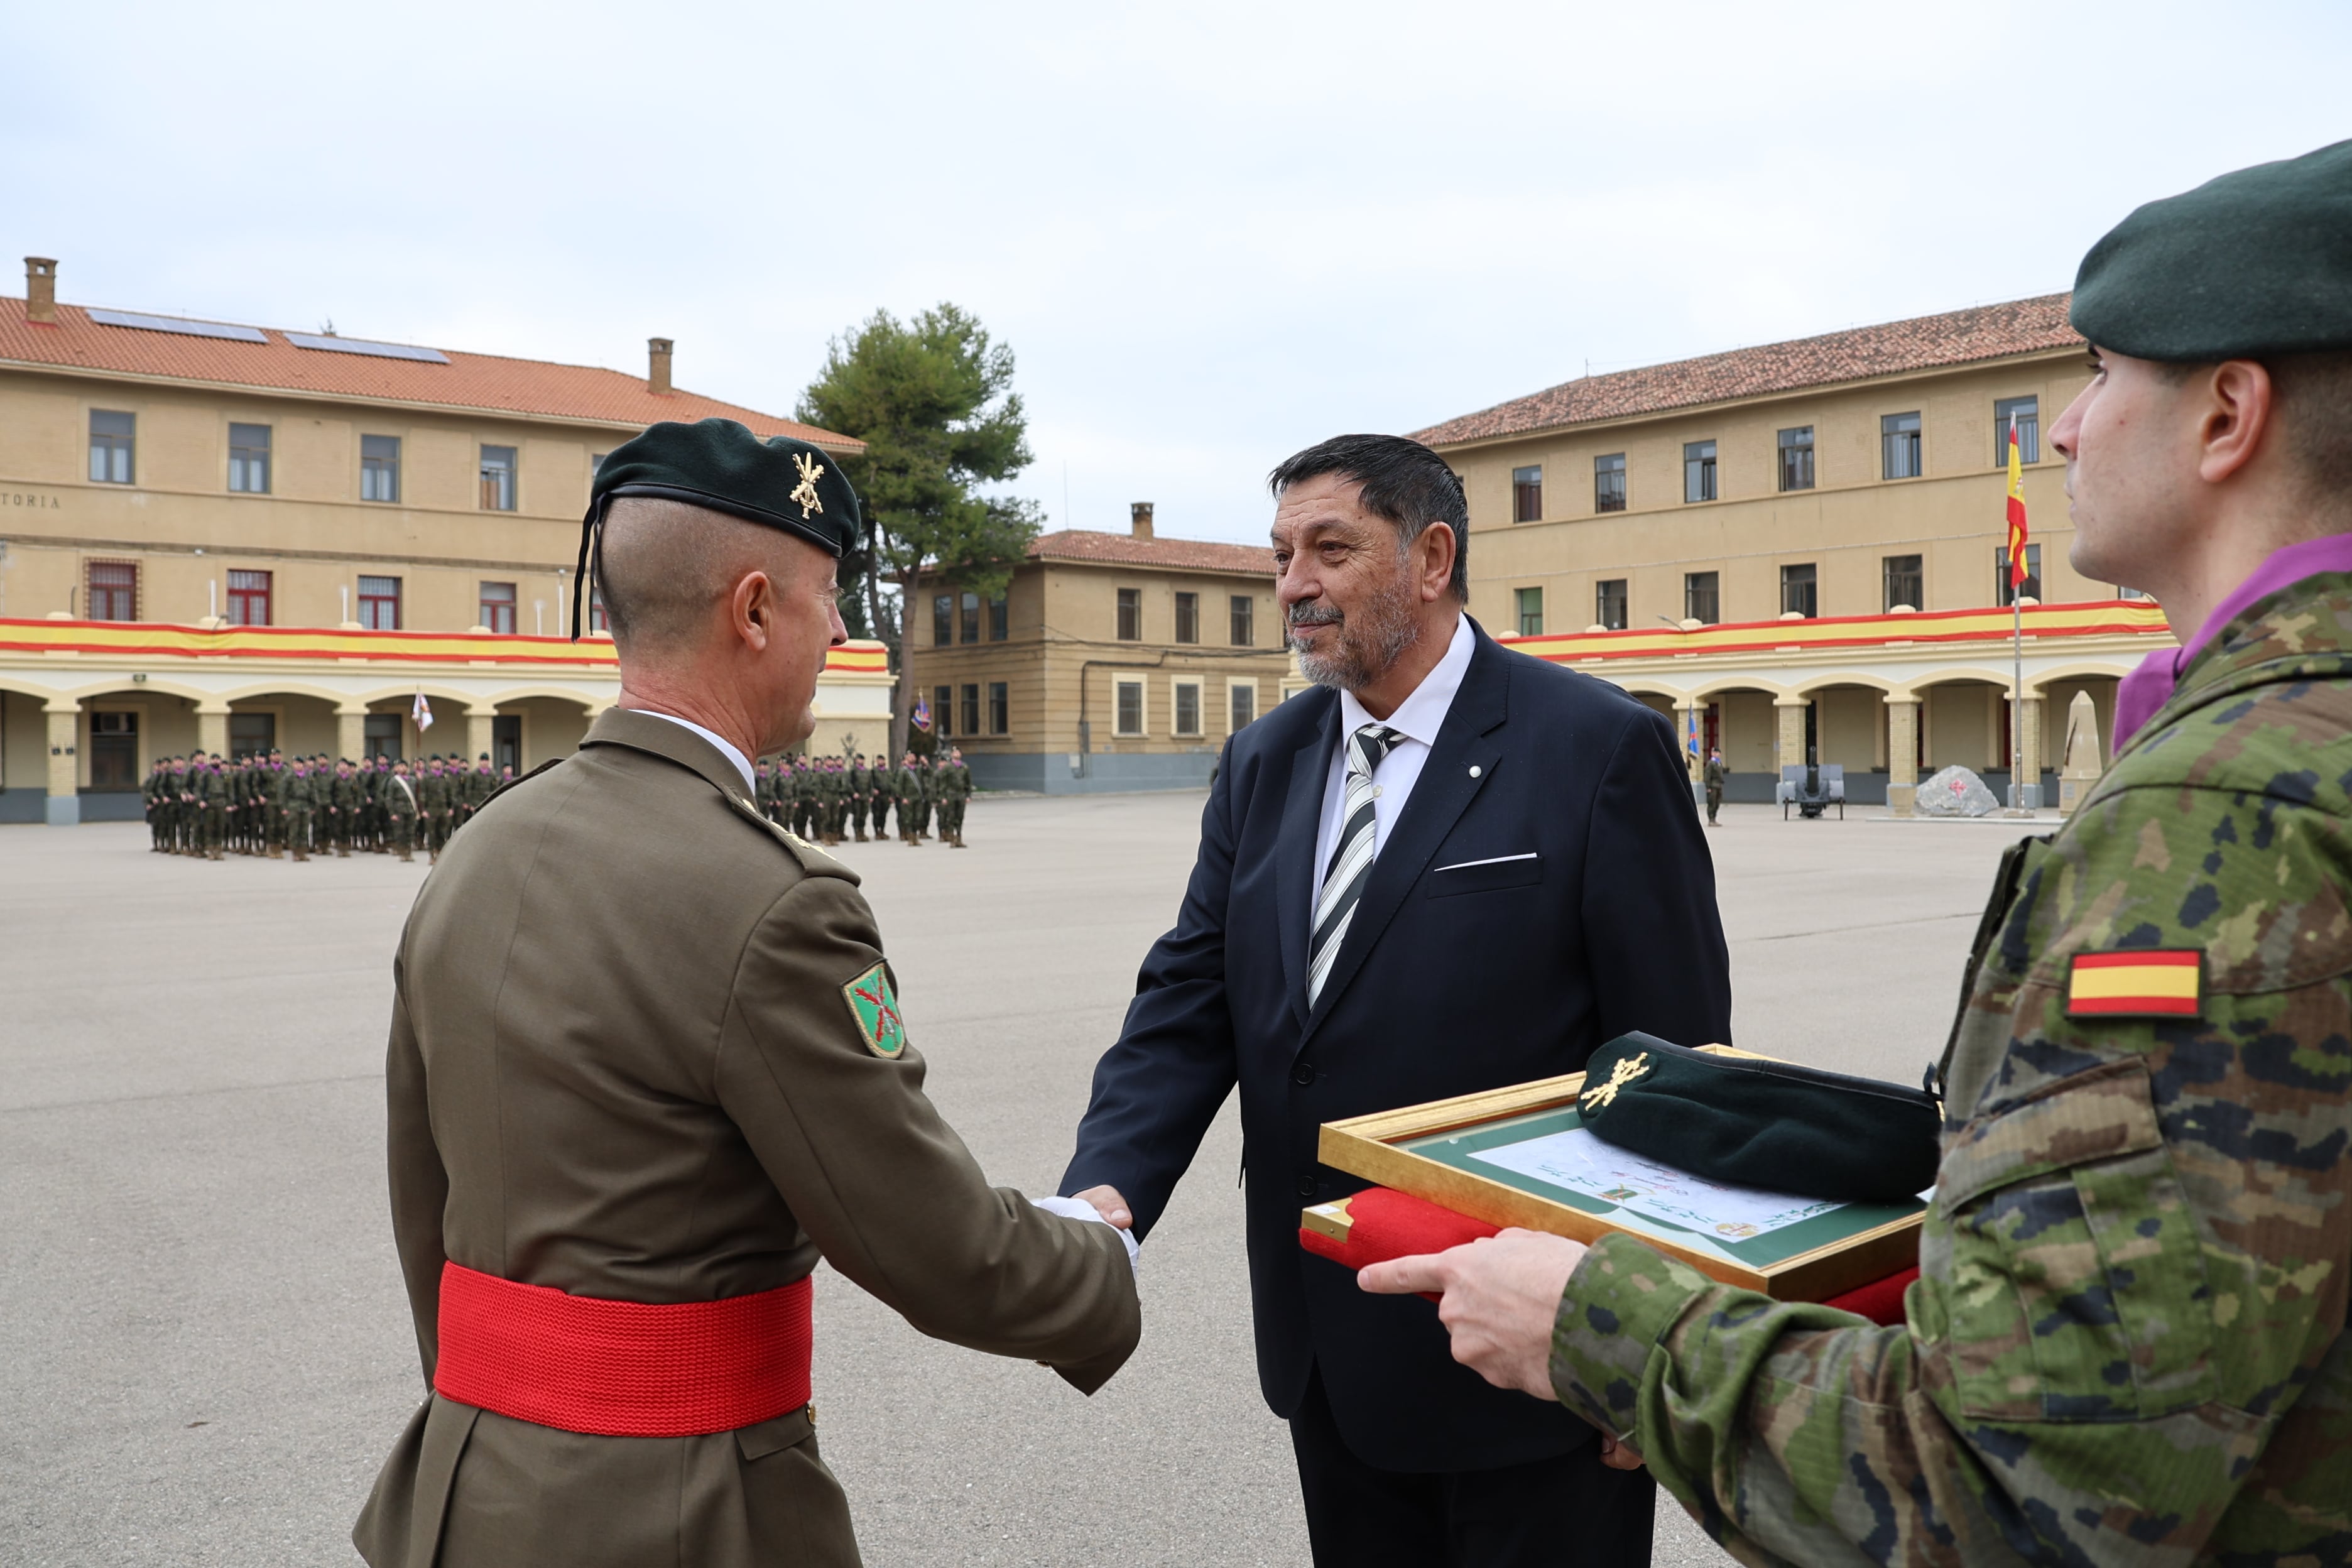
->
xmin=2006 ymin=414 xmax=2030 ymax=587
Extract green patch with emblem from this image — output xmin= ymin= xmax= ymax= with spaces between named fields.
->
xmin=842 ymin=962 xmax=907 ymax=1058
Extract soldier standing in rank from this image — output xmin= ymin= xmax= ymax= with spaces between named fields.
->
xmin=827 ymin=756 xmax=849 ymax=846
xmin=890 ymin=750 xmax=918 ymax=845
xmin=1702 ymin=746 xmax=1726 ymax=826
xmin=844 ymin=753 xmax=867 ymax=842
xmin=384 ymin=758 xmax=420 ymax=863
xmin=142 ymin=758 xmax=166 ymax=851
xmin=935 ymin=746 xmax=971 ymax=848
xmin=1364 ymin=141 xmax=2352 ymax=1565
xmin=353 ymin=418 xmax=1138 ymax=1568
xmin=469 ymin=753 xmax=496 ymax=827
xmin=917 ymin=753 xmax=941 ymax=841
xmin=793 ymin=755 xmax=818 ymax=841
xmin=755 ymin=757 xmax=776 ymax=822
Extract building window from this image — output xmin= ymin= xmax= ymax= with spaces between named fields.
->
xmin=960 ymin=591 xmax=980 ymax=645
xmin=1995 ymin=396 xmax=2040 ymax=464
xmin=89 ymin=410 xmax=136 ymax=484
xmin=988 ymin=680 xmax=1008 ymax=734
xmin=479 ymin=580 xmax=518 ymax=634
xmin=359 ymin=575 xmax=402 ymax=630
xmin=479 ymin=445 xmax=518 ymax=511
xmin=960 ymin=682 xmax=981 ymax=737
xmin=1779 ymin=562 xmax=1817 ymax=618
xmin=1229 ymin=680 xmax=1257 ymax=732
xmin=1173 ymin=680 xmax=1202 ymax=737
xmin=931 ymin=684 xmax=952 ymax=738
xmin=1114 ymin=678 xmax=1145 ymax=736
xmin=1777 ymin=427 xmax=1814 ymax=492
xmin=229 ymin=712 xmax=276 ymax=758
xmin=1512 ymin=465 xmax=1544 ymax=523
xmin=1515 ymin=587 xmax=1544 ymax=637
xmin=363 ymin=713 xmax=403 ymax=761
xmin=1175 ymin=591 xmax=1199 ymax=644
xmin=87 ymin=559 xmax=138 ymax=621
xmin=1116 ymin=587 xmax=1141 ymax=641
xmin=1683 ymin=441 xmax=1718 ymax=503
xmin=227 ymin=569 xmax=273 ymax=626
xmin=1881 ymin=411 xmax=1922 ymax=479
xmin=1996 ymin=544 xmax=2043 ymax=607
xmin=589 ymin=451 xmax=609 ymax=479
xmin=589 ymin=585 xmax=608 ymax=634
xmin=1229 ymin=594 xmax=1253 ymax=646
xmin=229 ymin=423 xmax=271 ymax=493
xmin=1684 ymin=570 xmax=1720 ymax=625
xmin=361 ymin=435 xmax=401 ymax=503
xmin=933 ymin=593 xmax=953 ymax=647
xmin=989 ymin=595 xmax=1008 ymax=641
xmin=1594 ymin=453 xmax=1626 ymax=513
xmin=88 ymin=710 xmax=139 ymax=791
xmin=1883 ymin=555 xmax=1922 ymax=612
xmin=1595 ymin=579 xmax=1627 ymax=630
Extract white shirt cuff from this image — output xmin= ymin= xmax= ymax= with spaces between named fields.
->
xmin=1030 ymin=1194 xmax=1141 ymax=1273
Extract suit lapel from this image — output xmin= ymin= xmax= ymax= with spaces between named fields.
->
xmin=1301 ymin=630 xmax=1511 ymax=1045
xmin=1276 ymin=697 xmax=1341 ymax=1031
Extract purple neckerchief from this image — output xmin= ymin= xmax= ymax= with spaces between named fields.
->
xmin=2111 ymin=531 xmax=2352 ymax=752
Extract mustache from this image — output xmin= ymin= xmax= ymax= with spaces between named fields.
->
xmin=1287 ymin=604 xmax=1344 ymax=628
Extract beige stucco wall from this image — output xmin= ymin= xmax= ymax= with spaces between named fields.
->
xmin=1453 ymin=349 xmax=2096 ymax=636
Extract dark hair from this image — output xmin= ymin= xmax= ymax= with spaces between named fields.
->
xmin=2150 ymin=350 xmax=2352 ymax=502
xmin=1268 ymin=433 xmax=1469 ymax=601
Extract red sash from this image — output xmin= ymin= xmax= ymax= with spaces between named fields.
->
xmin=433 ymin=1261 xmax=813 ymax=1437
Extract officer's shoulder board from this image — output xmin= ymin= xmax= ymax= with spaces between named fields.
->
xmin=726 ymin=790 xmax=841 ymax=873
xmin=2065 ymin=949 xmax=2203 ymax=1020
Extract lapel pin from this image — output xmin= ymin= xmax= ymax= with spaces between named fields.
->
xmin=1468 ymin=765 xmax=1482 ymax=778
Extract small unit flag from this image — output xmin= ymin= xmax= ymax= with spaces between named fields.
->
xmin=2066 ymin=950 xmax=2202 ymax=1019
xmin=2005 ymin=415 xmax=2030 ymax=589
xmin=412 ymin=692 xmax=435 ymax=733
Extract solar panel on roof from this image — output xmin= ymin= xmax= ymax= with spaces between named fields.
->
xmin=285 ymin=332 xmax=450 ymax=365
xmin=86 ymin=308 xmax=268 ymax=344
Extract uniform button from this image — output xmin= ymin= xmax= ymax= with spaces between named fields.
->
xmin=1293 ymin=1062 xmax=1317 ymax=1086
xmin=1296 ymin=1174 xmax=1318 ymax=1197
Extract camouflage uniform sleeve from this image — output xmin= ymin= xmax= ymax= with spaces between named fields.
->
xmin=1550 ymin=776 xmax=2352 ymax=1568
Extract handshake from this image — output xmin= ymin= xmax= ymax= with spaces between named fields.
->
xmin=1062 ymin=1183 xmax=1644 ymax=1473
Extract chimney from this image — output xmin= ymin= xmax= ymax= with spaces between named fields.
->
xmin=25 ymin=258 xmax=57 ymax=324
xmin=1130 ymin=501 xmax=1154 ymax=540
xmin=647 ymin=337 xmax=673 ymax=395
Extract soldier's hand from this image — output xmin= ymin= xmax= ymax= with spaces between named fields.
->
xmin=1598 ymin=1433 xmax=1645 ymax=1472
xmin=1069 ymin=1184 xmax=1133 ymax=1229
xmin=1358 ymin=1228 xmax=1586 ymax=1402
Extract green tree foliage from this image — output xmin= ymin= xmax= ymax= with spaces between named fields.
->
xmin=797 ymin=305 xmax=1041 ymax=750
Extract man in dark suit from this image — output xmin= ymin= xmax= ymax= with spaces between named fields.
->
xmin=1061 ymin=434 xmax=1733 ymax=1566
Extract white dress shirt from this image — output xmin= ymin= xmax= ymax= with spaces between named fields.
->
xmin=631 ymin=707 xmax=756 ymax=794
xmin=1310 ymin=614 xmax=1475 ymax=910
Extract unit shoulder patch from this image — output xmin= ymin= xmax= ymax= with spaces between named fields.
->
xmin=2066 ymin=949 xmax=2204 ymax=1019
xmin=842 ymin=962 xmax=907 ymax=1058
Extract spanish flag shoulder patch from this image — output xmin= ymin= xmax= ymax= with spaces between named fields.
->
xmin=2066 ymin=949 xmax=2203 ymax=1020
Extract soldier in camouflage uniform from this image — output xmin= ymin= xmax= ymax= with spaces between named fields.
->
xmin=384 ymin=758 xmax=420 ymax=862
xmin=936 ymin=746 xmax=971 ymax=847
xmin=1361 ymin=142 xmax=2352 ymax=1567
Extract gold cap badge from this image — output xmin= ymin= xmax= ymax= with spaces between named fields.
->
xmin=789 ymin=452 xmax=825 ymax=520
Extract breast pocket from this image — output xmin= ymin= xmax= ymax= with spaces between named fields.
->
xmin=1925 ymin=1057 xmax=2218 ymax=1422
xmin=1425 ymin=852 xmax=1544 ymax=898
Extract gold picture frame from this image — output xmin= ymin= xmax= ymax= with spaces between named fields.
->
xmin=1312 ymin=1047 xmax=1925 ymax=1300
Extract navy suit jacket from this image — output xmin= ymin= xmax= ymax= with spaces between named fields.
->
xmin=1062 ymin=620 xmax=1733 ymax=1472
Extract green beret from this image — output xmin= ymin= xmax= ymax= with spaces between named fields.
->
xmin=575 ymin=419 xmax=859 ymax=639
xmin=1576 ymin=1032 xmax=1940 ymax=1206
xmin=2072 ymin=138 xmax=2352 ymax=362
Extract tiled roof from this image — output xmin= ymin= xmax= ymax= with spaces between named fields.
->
xmin=1413 ymin=293 xmax=2082 ymax=448
xmin=0 ymin=295 xmax=861 ymax=452
xmin=1029 ymin=529 xmax=1276 ymax=575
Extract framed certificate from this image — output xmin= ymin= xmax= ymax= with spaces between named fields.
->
xmin=1314 ymin=1048 xmax=1926 ymax=1300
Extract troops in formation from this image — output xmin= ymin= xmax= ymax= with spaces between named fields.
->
xmin=752 ymin=744 xmax=973 ymax=847
xmin=139 ymin=751 xmax=513 ymax=864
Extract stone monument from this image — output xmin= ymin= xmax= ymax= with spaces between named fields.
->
xmin=1916 ymin=764 xmax=2000 ymax=818
xmin=2056 ymin=689 xmax=2105 ymax=817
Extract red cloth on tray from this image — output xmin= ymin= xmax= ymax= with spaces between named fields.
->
xmin=1300 ymin=1185 xmax=1916 ymax=1325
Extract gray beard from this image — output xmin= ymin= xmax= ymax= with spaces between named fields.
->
xmin=1289 ymin=580 xmax=1424 ymax=692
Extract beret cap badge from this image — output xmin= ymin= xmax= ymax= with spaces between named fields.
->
xmin=789 ymin=452 xmax=826 ymax=520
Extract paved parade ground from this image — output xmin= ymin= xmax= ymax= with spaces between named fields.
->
xmin=0 ymin=795 xmax=2040 ymax=1566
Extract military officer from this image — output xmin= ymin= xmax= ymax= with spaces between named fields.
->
xmin=355 ymin=419 xmax=1139 ymax=1568
xmin=892 ymin=750 xmax=922 ymax=845
xmin=1362 ymin=141 xmax=2352 ymax=1565
xmin=384 ymin=758 xmax=421 ymax=863
xmin=1701 ymin=746 xmax=1726 ymax=826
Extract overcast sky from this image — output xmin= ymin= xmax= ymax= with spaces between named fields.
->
xmin=8 ymin=1 xmax=2348 ymax=544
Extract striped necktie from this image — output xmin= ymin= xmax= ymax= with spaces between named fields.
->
xmin=1308 ymin=723 xmax=1405 ymax=1007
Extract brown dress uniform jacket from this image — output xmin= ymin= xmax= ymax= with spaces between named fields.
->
xmin=354 ymin=709 xmax=1141 ymax=1568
